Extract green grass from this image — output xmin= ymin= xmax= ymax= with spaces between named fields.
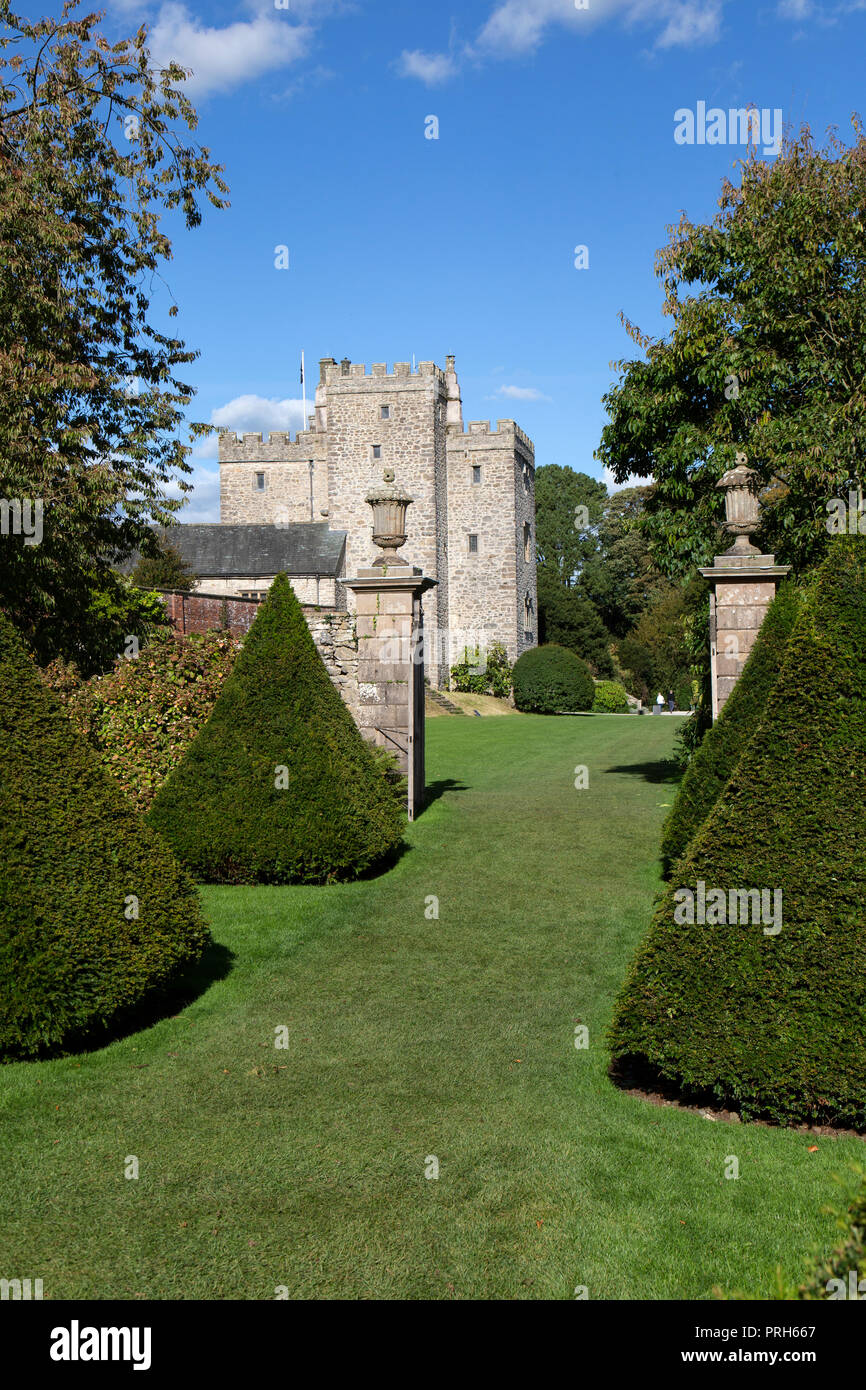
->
xmin=0 ymin=715 xmax=861 ymax=1300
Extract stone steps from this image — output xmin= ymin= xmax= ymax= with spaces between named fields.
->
xmin=425 ymin=687 xmax=467 ymax=716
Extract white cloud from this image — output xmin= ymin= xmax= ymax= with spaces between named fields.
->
xmin=148 ymin=3 xmax=313 ymax=97
xmin=399 ymin=0 xmax=723 ymax=81
xmin=165 ymin=465 xmax=221 ymax=522
xmin=475 ymin=0 xmax=574 ymax=56
xmin=601 ymin=465 xmax=649 ymax=492
xmin=396 ymin=48 xmax=458 ymax=85
xmin=494 ymin=384 xmax=551 ymax=401
xmin=210 ymin=393 xmax=313 ymax=434
xmin=777 ymin=0 xmax=812 ymax=15
xmin=649 ymin=0 xmax=722 ymax=48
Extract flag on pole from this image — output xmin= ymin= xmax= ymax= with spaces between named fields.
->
xmin=300 ymin=354 xmax=304 ymax=385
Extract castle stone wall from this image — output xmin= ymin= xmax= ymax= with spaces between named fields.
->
xmin=445 ymin=421 xmax=536 ymax=663
xmin=321 ymin=361 xmax=450 ymax=683
xmin=216 ymin=356 xmax=537 ymax=687
xmin=219 ymin=429 xmax=328 ymax=525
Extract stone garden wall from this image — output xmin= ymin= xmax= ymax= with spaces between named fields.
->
xmin=158 ymin=590 xmax=359 ymax=713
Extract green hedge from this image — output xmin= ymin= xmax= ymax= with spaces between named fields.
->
xmin=608 ymin=537 xmax=866 ymax=1128
xmin=592 ymin=679 xmax=630 ymax=713
xmin=512 ymin=644 xmax=594 ymax=713
xmin=43 ymin=629 xmax=241 ymax=812
xmin=148 ymin=573 xmax=405 ymax=884
xmin=0 ymin=612 xmax=211 ymax=1060
xmin=660 ymin=581 xmax=802 ymax=876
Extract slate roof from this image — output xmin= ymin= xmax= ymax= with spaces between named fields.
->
xmin=139 ymin=523 xmax=347 ymax=578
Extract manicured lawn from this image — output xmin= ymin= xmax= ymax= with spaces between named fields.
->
xmin=0 ymin=715 xmax=860 ymax=1299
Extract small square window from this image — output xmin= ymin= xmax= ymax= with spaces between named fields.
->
xmin=255 ymin=472 xmax=266 ymax=491
xmin=468 ymin=534 xmax=478 ymax=554
xmin=472 ymin=465 xmax=481 ymax=484
xmin=380 ymin=405 xmax=390 ymax=420
xmin=372 ymin=444 xmax=382 ymax=459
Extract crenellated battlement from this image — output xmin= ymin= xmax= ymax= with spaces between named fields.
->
xmin=218 ymin=427 xmax=322 ymax=462
xmin=447 ymin=419 xmax=535 ymax=457
xmin=319 ymin=358 xmax=446 ymax=387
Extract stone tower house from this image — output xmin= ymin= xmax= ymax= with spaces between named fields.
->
xmin=216 ymin=356 xmax=537 ymax=685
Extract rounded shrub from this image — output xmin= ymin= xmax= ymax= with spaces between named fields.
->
xmin=609 ymin=537 xmax=866 ymax=1129
xmin=148 ymin=573 xmax=405 ymax=884
xmin=0 ymin=612 xmax=211 ymax=1060
xmin=592 ymin=679 xmax=630 ymax=713
xmin=511 ymin=644 xmax=594 ymax=714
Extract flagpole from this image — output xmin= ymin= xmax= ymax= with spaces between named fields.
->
xmin=300 ymin=350 xmax=306 ymax=434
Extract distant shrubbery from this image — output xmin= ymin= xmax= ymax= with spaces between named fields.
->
xmin=592 ymin=679 xmax=630 ymax=713
xmin=450 ymin=641 xmax=512 ymax=698
xmin=674 ymin=680 xmax=694 ymax=711
xmin=512 ymin=644 xmax=594 ymax=714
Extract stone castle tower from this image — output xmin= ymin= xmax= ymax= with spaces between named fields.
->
xmin=216 ymin=355 xmax=537 ymax=685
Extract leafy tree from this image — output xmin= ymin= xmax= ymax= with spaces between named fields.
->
xmin=534 ymin=465 xmax=608 ymax=586
xmin=597 ymin=122 xmax=866 ymax=581
xmin=578 ymin=487 xmax=673 ymax=638
xmin=0 ymin=2 xmax=228 ymax=670
xmin=618 ymin=583 xmax=701 ymax=698
xmin=130 ymin=536 xmax=196 ymax=592
xmin=537 ymin=565 xmax=613 ymax=676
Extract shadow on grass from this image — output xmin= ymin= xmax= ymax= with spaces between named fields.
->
xmin=20 ymin=938 xmax=236 ymax=1063
xmin=416 ymin=777 xmax=470 ymax=817
xmin=604 ymin=759 xmax=682 ymax=785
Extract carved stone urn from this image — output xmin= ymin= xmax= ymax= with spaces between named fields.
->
xmin=365 ymin=474 xmax=414 ymax=567
xmin=717 ymin=461 xmax=761 ymax=555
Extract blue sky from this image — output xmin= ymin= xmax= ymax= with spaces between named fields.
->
xmin=100 ymin=0 xmax=866 ymax=519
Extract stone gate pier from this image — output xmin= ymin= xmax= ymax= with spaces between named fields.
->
xmin=344 ymin=478 xmax=437 ymax=821
xmin=700 ymin=464 xmax=790 ymax=719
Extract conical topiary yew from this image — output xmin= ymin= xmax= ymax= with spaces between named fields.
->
xmin=148 ymin=573 xmax=405 ymax=883
xmin=660 ymin=579 xmax=804 ymax=876
xmin=0 ymin=612 xmax=211 ymax=1060
xmin=608 ymin=536 xmax=866 ymax=1127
